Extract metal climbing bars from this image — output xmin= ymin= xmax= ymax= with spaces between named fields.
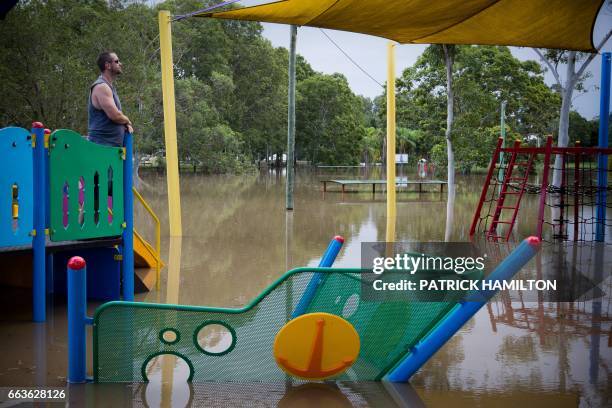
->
xmin=471 ymin=136 xmax=612 ymax=242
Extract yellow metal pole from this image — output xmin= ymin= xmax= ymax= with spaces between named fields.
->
xmin=132 ymin=188 xmax=162 ymax=290
xmin=158 ymin=10 xmax=182 ymax=237
xmin=386 ymin=42 xmax=396 ymax=243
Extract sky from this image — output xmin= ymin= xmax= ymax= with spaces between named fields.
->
xmin=258 ymin=3 xmax=612 ymax=120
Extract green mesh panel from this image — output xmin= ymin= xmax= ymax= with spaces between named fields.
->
xmin=94 ymin=267 xmax=480 ymax=383
xmin=49 ymin=129 xmax=124 ymax=241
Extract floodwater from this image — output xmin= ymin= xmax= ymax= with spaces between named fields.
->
xmin=0 ymin=167 xmax=610 ymax=407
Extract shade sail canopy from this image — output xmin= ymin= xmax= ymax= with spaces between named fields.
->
xmin=196 ymin=0 xmax=603 ymax=52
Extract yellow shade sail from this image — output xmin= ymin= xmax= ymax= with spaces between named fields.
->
xmin=196 ymin=0 xmax=603 ymax=52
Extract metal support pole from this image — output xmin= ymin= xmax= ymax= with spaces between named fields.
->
xmin=386 ymin=236 xmax=541 ymax=382
xmin=286 ymin=25 xmax=297 ymax=210
xmin=386 ymin=42 xmax=396 ymax=242
xmin=537 ymin=136 xmax=553 ymax=239
xmin=291 ymin=236 xmax=344 ymax=318
xmin=497 ymin=101 xmax=507 ymax=182
xmin=574 ymin=141 xmax=581 ymax=241
xmin=123 ymin=133 xmax=134 ymax=301
xmin=159 ymin=10 xmax=182 ymax=236
xmin=596 ymin=52 xmax=610 ymax=242
xmin=32 ymin=122 xmax=46 ymax=322
xmin=68 ymin=256 xmax=89 ymax=383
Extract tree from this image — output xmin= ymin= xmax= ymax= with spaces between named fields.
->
xmin=395 ymin=45 xmax=560 ymax=173
xmin=442 ymin=45 xmax=456 ymax=190
xmin=361 ymin=127 xmax=383 ymax=165
xmin=395 ymin=44 xmax=456 ymax=184
xmin=396 ymin=127 xmax=419 ymax=157
xmin=296 ymin=73 xmax=365 ymax=165
xmin=533 ymin=29 xmax=612 ymax=185
xmin=225 ymin=35 xmax=288 ymax=163
xmin=568 ymin=110 xmax=598 ymax=146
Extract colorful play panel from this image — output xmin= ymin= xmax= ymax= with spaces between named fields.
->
xmin=81 ymin=237 xmax=541 ymax=383
xmin=0 ymin=124 xmax=161 ymax=320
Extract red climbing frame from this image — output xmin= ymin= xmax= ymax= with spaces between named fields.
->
xmin=470 ymin=136 xmax=612 ymax=242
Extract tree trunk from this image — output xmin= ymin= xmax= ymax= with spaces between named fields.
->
xmin=552 ymin=51 xmax=576 ymax=188
xmin=445 ymin=181 xmax=456 ymax=241
xmin=443 ymin=45 xmax=455 ymax=190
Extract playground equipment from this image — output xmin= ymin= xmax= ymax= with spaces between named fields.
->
xmin=273 ymin=312 xmax=361 ymax=380
xmin=0 ymin=123 xmax=161 ymax=321
xmin=68 ymin=235 xmax=345 ymax=383
xmin=470 ymin=136 xmax=612 ymax=243
xmin=471 ymin=53 xmax=611 ymax=243
xmin=68 ymin=236 xmax=540 ymax=383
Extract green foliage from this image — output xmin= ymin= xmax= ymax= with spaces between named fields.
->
xmin=455 ymin=125 xmax=520 ymax=173
xmin=391 ymin=45 xmax=561 ymax=172
xmin=192 ymin=124 xmax=254 ymax=174
xmin=431 ymin=143 xmax=447 ymax=168
xmin=568 ymin=110 xmax=599 ymax=146
xmin=396 ymin=127 xmax=423 ymax=155
xmin=296 ymin=55 xmax=316 ymax=81
xmin=0 ymin=0 xmax=369 ymax=171
xmin=296 ymin=73 xmax=365 ymax=165
xmin=361 ymin=127 xmax=383 ymax=164
xmin=1 ymin=2 xmax=573 ymax=174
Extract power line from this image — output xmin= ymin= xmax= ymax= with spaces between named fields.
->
xmin=318 ymin=28 xmax=384 ymax=88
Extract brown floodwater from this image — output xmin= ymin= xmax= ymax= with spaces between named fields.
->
xmin=0 ymin=167 xmax=610 ymax=407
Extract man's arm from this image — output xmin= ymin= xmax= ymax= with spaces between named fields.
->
xmin=92 ymin=84 xmax=132 ymax=126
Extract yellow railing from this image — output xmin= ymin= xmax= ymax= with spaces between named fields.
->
xmin=133 ymin=187 xmax=163 ymax=290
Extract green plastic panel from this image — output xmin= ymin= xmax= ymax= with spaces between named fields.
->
xmin=49 ymin=129 xmax=124 ymax=241
xmin=94 ymin=267 xmax=481 ymax=383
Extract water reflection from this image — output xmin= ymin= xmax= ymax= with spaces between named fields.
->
xmin=278 ymin=383 xmax=355 ymax=407
xmin=144 ymin=355 xmax=192 ymax=408
xmin=165 ymin=236 xmax=182 ymax=305
xmin=65 ymin=380 xmax=415 ymax=407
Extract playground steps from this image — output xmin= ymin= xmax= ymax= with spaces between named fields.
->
xmin=133 ymin=229 xmax=163 ymax=291
xmin=134 ymin=231 xmax=163 ymax=269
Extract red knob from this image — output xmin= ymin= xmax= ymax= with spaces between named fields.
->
xmin=333 ymin=235 xmax=345 ymax=244
xmin=526 ymin=236 xmax=541 ymax=246
xmin=32 ymin=121 xmax=44 ymax=129
xmin=68 ymin=256 xmax=86 ymax=270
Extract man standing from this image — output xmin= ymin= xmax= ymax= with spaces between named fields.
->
xmin=88 ymin=51 xmax=133 ymax=146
